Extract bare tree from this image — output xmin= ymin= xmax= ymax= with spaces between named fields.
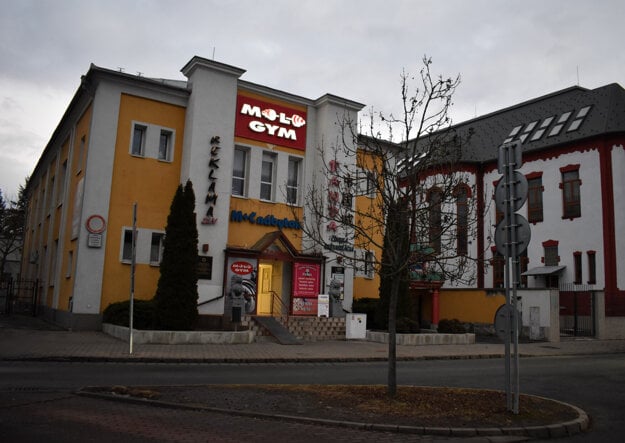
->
xmin=0 ymin=180 xmax=28 ymax=281
xmin=298 ymin=57 xmax=479 ymax=396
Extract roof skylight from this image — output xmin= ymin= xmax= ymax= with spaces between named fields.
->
xmin=548 ymin=111 xmax=572 ymax=137
xmin=567 ymin=105 xmax=592 ymax=132
xmin=529 ymin=116 xmax=554 ymax=141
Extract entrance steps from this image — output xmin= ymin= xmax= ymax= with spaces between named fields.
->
xmin=244 ymin=315 xmax=346 ymax=342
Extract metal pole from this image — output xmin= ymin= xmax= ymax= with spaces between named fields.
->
xmin=508 ymin=159 xmax=520 ymax=415
xmin=129 ymin=203 xmax=137 ymax=355
xmin=503 ymin=145 xmax=512 ymax=412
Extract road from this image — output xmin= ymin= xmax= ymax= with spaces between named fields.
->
xmin=1 ymin=354 xmax=624 ymax=441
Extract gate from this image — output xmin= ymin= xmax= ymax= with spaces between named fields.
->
xmin=559 ymin=284 xmax=595 ymax=337
xmin=0 ymin=278 xmax=39 ymax=316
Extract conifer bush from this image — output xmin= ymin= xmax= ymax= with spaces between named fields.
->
xmin=153 ymin=180 xmax=199 ymax=330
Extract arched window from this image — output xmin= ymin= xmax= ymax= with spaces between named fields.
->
xmin=428 ymin=188 xmax=443 ymax=254
xmin=455 ymin=185 xmax=470 ymax=255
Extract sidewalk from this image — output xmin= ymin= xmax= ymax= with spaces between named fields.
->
xmin=3 ymin=314 xmax=625 ymax=363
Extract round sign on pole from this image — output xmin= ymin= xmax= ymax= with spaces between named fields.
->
xmin=495 ymin=172 xmax=528 ymax=213
xmin=494 ymin=214 xmax=531 ymax=256
xmin=494 ymin=304 xmax=521 ymax=341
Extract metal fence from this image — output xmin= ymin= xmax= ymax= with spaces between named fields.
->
xmin=559 ymin=283 xmax=595 ymax=337
xmin=0 ymin=278 xmax=39 ymax=316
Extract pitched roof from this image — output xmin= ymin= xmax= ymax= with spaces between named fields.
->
xmin=428 ymin=83 xmax=625 ymax=163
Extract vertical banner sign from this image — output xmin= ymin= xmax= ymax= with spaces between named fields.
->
xmin=292 ymin=263 xmax=321 ymax=315
xmin=224 ymin=257 xmax=258 ymax=315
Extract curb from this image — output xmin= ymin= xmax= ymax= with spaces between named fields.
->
xmin=76 ymin=388 xmax=589 ymax=440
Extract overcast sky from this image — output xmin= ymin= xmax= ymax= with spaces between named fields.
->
xmin=1 ymin=0 xmax=624 ymax=198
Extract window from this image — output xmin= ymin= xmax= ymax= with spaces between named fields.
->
xmin=150 ymin=233 xmax=165 ymax=265
xmin=366 ymin=171 xmax=376 ymax=198
xmin=543 ymin=240 xmax=559 ymax=266
xmin=493 ymin=179 xmax=504 ymax=226
xmin=548 ymin=111 xmax=572 ymax=137
xmin=122 ymin=229 xmax=134 ymax=261
xmin=65 ymin=251 xmax=73 ymax=278
xmin=428 ymin=188 xmax=443 ymax=254
xmin=529 ymin=116 xmax=554 ymax=142
xmin=574 ymin=251 xmax=582 ymax=284
xmin=232 ymin=148 xmax=248 ymax=197
xmin=455 ymin=186 xmax=469 ymax=255
xmin=364 ymin=251 xmax=375 ymax=278
xmin=587 ymin=251 xmax=596 ymax=284
xmin=518 ymin=121 xmax=538 ymax=143
xmin=560 ymin=166 xmax=581 ymax=219
xmin=567 ymin=106 xmax=591 ymax=132
xmin=286 ymin=157 xmax=301 ymax=204
xmin=131 ymin=124 xmax=147 ymax=156
xmin=527 ymin=173 xmax=544 ymax=223
xmin=492 ymin=250 xmax=504 ymax=288
xmin=57 ymin=160 xmax=67 ymax=205
xmin=158 ymin=130 xmax=173 ymax=161
xmin=76 ymin=135 xmax=86 ymax=173
xmin=520 ymin=250 xmax=529 ymax=288
xmin=260 ymin=153 xmax=275 ymax=201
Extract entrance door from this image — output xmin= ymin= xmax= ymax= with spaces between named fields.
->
xmin=257 ymin=264 xmax=273 ymax=315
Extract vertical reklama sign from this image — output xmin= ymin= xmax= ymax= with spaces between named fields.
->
xmin=234 ymin=95 xmax=307 ymax=151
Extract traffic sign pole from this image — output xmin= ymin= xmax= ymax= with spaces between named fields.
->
xmin=495 ymin=141 xmax=530 ymax=414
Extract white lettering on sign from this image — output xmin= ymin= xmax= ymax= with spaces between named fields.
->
xmin=240 ymin=102 xmax=306 ymax=141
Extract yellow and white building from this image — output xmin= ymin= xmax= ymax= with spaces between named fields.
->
xmin=21 ymin=56 xmax=381 ymax=329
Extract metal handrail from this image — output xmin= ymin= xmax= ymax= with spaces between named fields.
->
xmin=269 ymin=290 xmax=290 ymax=326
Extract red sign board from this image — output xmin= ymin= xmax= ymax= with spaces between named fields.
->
xmin=292 ymin=297 xmax=317 ymax=316
xmin=235 ymin=95 xmax=307 ymax=151
xmin=230 ymin=261 xmax=254 ymax=275
xmin=293 ymin=263 xmax=320 ymax=298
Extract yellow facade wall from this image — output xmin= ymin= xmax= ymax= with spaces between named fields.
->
xmin=438 ymin=289 xmax=505 ymax=324
xmin=58 ymin=105 xmax=92 ymax=311
xmin=100 ymin=94 xmax=186 ymax=311
xmin=228 ymin=197 xmax=303 ymax=249
xmin=352 ymin=148 xmax=383 ymax=300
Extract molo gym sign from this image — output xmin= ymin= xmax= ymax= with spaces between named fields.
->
xmin=235 ymin=95 xmax=307 ymax=151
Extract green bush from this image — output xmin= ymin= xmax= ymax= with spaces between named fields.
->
xmin=103 ymin=300 xmax=155 ymax=330
xmin=437 ymin=318 xmax=467 ymax=334
xmin=396 ymin=316 xmax=420 ymax=333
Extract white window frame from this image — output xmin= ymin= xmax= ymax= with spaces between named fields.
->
xmin=364 ymin=250 xmax=375 ymax=279
xmin=232 ymin=147 xmax=249 ymax=197
xmin=121 ymin=228 xmax=134 ymax=262
xmin=150 ymin=232 xmax=165 ymax=265
xmin=286 ymin=156 xmax=302 ymax=205
xmin=260 ymin=152 xmax=276 ymax=201
xmin=158 ymin=129 xmax=173 ymax=162
xmin=131 ymin=123 xmax=147 ymax=156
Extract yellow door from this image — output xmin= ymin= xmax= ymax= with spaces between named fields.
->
xmin=257 ymin=264 xmax=273 ymax=315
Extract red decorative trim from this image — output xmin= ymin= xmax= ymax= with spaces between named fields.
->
xmin=573 ymin=251 xmax=582 ymax=256
xmin=587 ymin=250 xmax=596 ymax=255
xmin=559 ymin=163 xmax=580 ymax=173
xmin=525 ymin=171 xmax=543 ymax=180
xmin=599 ymin=141 xmax=617 ymax=295
xmin=453 ymin=183 xmax=472 ymax=198
xmin=542 ymin=239 xmax=559 ymax=247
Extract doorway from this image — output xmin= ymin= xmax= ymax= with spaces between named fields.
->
xmin=257 ymin=264 xmax=273 ymax=315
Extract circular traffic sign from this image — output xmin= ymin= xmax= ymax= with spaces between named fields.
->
xmin=495 ymin=172 xmax=528 ymax=213
xmin=85 ymin=214 xmax=107 ymax=234
xmin=494 ymin=304 xmax=521 ymax=341
xmin=494 ymin=214 xmax=531 ymax=256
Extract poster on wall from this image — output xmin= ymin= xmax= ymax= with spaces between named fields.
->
xmin=224 ymin=257 xmax=258 ymax=315
xmin=292 ymin=262 xmax=321 ymax=315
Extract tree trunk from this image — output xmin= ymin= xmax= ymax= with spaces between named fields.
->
xmin=387 ymin=274 xmax=401 ymax=397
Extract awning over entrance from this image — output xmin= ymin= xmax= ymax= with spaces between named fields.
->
xmin=522 ymin=265 xmax=566 ymax=276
